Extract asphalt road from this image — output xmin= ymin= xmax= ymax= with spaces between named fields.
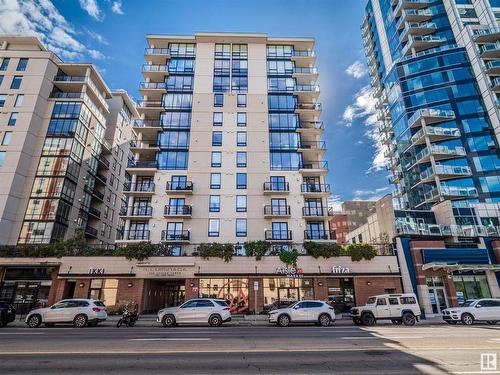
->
xmin=0 ymin=322 xmax=499 ymax=374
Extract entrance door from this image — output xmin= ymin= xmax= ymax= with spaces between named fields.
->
xmin=164 ymin=284 xmax=185 ymax=307
xmin=13 ymin=282 xmax=40 ymax=315
xmin=63 ymin=281 xmax=76 ymax=299
xmin=429 ymin=287 xmax=448 ymax=314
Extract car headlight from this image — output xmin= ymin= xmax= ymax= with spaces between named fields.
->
xmin=449 ymin=310 xmax=460 ymax=314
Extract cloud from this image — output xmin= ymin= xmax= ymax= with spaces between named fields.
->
xmin=84 ymin=28 xmax=109 ymax=45
xmin=88 ymin=49 xmax=105 ymax=59
xmin=111 ymin=0 xmax=124 ymax=15
xmin=328 ymin=195 xmax=343 ymax=213
xmin=0 ymin=0 xmax=105 ymax=61
xmin=345 ymin=60 xmax=368 ymax=79
xmin=342 ymin=85 xmax=387 ymax=173
xmin=355 ymin=140 xmax=364 ymax=145
xmin=79 ymin=0 xmax=102 ymax=20
xmin=353 ymin=187 xmax=390 ymax=201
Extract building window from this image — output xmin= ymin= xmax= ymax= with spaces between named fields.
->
xmin=212 ymin=131 xmax=222 ymax=146
xmin=214 ymin=94 xmax=223 ymax=107
xmin=236 ymin=151 xmax=247 ymax=167
xmin=236 ymin=195 xmax=247 ymax=212
xmin=209 ymin=195 xmax=220 ymax=212
xmin=8 ymin=112 xmax=17 ymax=126
xmin=88 ymin=279 xmax=118 ymax=306
xmin=0 ymin=151 xmax=5 ymax=166
xmin=10 ymin=76 xmax=22 ymax=89
xmin=213 ymin=112 xmax=223 ymax=126
xmin=2 ymin=131 xmax=12 ymax=145
xmin=211 ymin=151 xmax=222 ymax=167
xmin=210 ymin=173 xmax=221 ymax=189
xmin=237 ymin=94 xmax=247 ymax=108
xmin=236 ymin=173 xmax=247 ymax=189
xmin=236 ymin=219 xmax=247 ymax=237
xmin=16 ymin=58 xmax=28 ymax=71
xmin=0 ymin=58 xmax=9 ymax=71
xmin=0 ymin=94 xmax=6 ymax=107
xmin=237 ymin=132 xmax=247 ymax=146
xmin=237 ymin=112 xmax=246 ymax=127
xmin=14 ymin=94 xmax=23 ymax=107
xmin=208 ymin=218 xmax=220 ymax=237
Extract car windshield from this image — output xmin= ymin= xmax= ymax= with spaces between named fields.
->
xmin=93 ymin=301 xmax=105 ymax=307
xmin=461 ymin=300 xmax=477 ymax=307
xmin=214 ymin=300 xmax=228 ymax=307
xmin=366 ymin=297 xmax=377 ymax=305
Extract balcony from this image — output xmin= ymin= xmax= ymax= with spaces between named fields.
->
xmin=419 ymin=165 xmax=472 ymax=183
xmin=301 ymin=183 xmax=331 ymax=196
xmin=161 ymin=230 xmax=190 ymax=243
xmin=263 ymin=182 xmax=289 ymax=194
xmin=142 ymin=64 xmax=169 ymax=77
xmin=130 ymin=140 xmax=160 ymax=156
xmin=298 ymin=141 xmax=326 ymax=154
xmin=139 ymin=82 xmax=166 ymax=100
xmin=265 ymin=230 xmax=292 ymax=241
xmin=399 ymin=22 xmax=436 ymax=42
xmin=302 ymin=206 xmax=333 ymax=218
xmin=94 ymin=173 xmax=107 ymax=185
xmin=396 ymin=222 xmax=500 ymax=237
xmin=291 ymin=50 xmax=316 ymax=65
xmin=97 ymin=155 xmax=110 ymax=169
xmin=292 ymin=67 xmax=318 ymax=78
xmin=264 ymin=205 xmax=291 ymax=218
xmin=410 ymin=126 xmax=461 ymax=145
xmin=297 ymin=121 xmax=324 ymax=133
xmin=408 ymin=108 xmax=455 ymax=128
xmin=52 ymin=75 xmax=109 ymax=112
xmin=164 ymin=205 xmax=192 ymax=217
xmin=92 ymin=190 xmax=104 ymax=202
xmin=134 ymin=119 xmax=162 ymax=129
xmin=398 ymin=9 xmax=433 ymax=25
xmin=393 ymin=0 xmax=430 ymax=18
xmin=480 ymin=42 xmax=500 ymax=59
xmin=299 ymin=161 xmax=329 ymax=175
xmin=484 ymin=60 xmax=500 ymax=76
xmin=84 ymin=225 xmax=98 ymax=238
xmin=491 ymin=77 xmax=500 ymax=92
xmin=137 ymin=100 xmax=163 ymax=111
xmin=166 ymin=181 xmax=194 ymax=194
xmin=88 ymin=207 xmax=101 ymax=219
xmin=123 ymin=182 xmax=155 ymax=194
xmin=304 ymin=230 xmax=335 ymax=241
xmin=295 ymin=102 xmax=322 ymax=114
xmin=423 ymin=186 xmax=478 ymax=204
xmin=473 ymin=27 xmax=500 ymax=43
xmin=402 ymin=35 xmax=443 ymax=56
xmin=117 ymin=230 xmax=150 ymax=242
xmin=414 ymin=145 xmax=466 ymax=165
xmin=120 ymin=205 xmax=153 ymax=218
xmin=127 ymin=160 xmax=158 ymax=171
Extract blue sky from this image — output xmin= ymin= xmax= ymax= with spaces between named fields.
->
xmin=0 ymin=0 xmax=391 ymax=208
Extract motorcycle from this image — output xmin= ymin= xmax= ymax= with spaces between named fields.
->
xmin=116 ymin=304 xmax=139 ymax=328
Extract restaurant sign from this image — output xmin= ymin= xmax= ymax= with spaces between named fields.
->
xmin=275 ymin=266 xmax=304 ymax=278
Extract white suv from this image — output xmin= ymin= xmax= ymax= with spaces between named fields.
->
xmin=350 ymin=293 xmax=421 ymax=326
xmin=158 ymin=299 xmax=232 ymax=327
xmin=268 ymin=300 xmax=335 ymax=327
xmin=26 ymin=299 xmax=107 ymax=328
xmin=442 ymin=298 xmax=500 ymax=325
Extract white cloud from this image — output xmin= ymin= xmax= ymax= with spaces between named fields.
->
xmin=342 ymin=85 xmax=387 ymax=173
xmin=345 ymin=60 xmax=368 ymax=79
xmin=0 ymin=0 xmax=105 ymax=61
xmin=79 ymin=0 xmax=102 ymax=20
xmin=85 ymin=28 xmax=109 ymax=45
xmin=355 ymin=140 xmax=364 ymax=145
xmin=111 ymin=0 xmax=124 ymax=15
xmin=89 ymin=49 xmax=105 ymax=59
xmin=353 ymin=187 xmax=390 ymax=201
xmin=328 ymin=195 xmax=343 ymax=213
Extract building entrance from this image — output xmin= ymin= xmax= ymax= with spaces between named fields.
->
xmin=143 ymin=279 xmax=185 ymax=313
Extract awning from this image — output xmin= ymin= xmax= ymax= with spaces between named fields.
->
xmin=422 ymin=262 xmax=500 ymax=272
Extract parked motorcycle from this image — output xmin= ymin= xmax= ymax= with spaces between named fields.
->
xmin=116 ymin=304 xmax=139 ymax=328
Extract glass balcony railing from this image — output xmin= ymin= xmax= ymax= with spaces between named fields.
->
xmin=117 ymin=230 xmax=150 ymax=241
xmin=123 ymin=182 xmax=155 ymax=193
xmin=420 ymin=165 xmax=471 ymax=180
xmin=164 ymin=205 xmax=192 ymax=216
xmin=300 ymin=161 xmax=329 ymax=170
xmin=264 ymin=205 xmax=291 ymax=216
xmin=166 ymin=181 xmax=193 ymax=192
xmin=408 ymin=108 xmax=455 ymax=127
xmin=142 ymin=64 xmax=168 ymax=72
xmin=265 ymin=230 xmax=292 ymax=241
xmin=127 ymin=160 xmax=158 ymax=169
xmin=133 ymin=119 xmax=162 ymax=128
xmin=480 ymin=42 xmax=500 ymax=55
xmin=161 ymin=230 xmax=190 ymax=242
xmin=263 ymin=182 xmax=290 ymax=192
xmin=145 ymin=47 xmax=170 ymax=55
xmin=304 ymin=230 xmax=335 ymax=240
xmin=301 ymin=183 xmax=331 ymax=193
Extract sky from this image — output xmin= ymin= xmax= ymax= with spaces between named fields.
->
xmin=0 ymin=0 xmax=392 ymax=210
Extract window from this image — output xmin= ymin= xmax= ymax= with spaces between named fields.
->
xmin=236 ymin=173 xmax=247 ymax=189
xmin=237 ymin=94 xmax=246 ymax=107
xmin=236 ymin=195 xmax=247 ymax=212
xmin=237 ymin=112 xmax=246 ymax=126
xmin=88 ymin=279 xmax=118 ymax=306
xmin=209 ymin=195 xmax=220 ymax=212
xmin=211 ymin=151 xmax=222 ymax=167
xmin=400 ymin=296 xmax=417 ymax=305
xmin=270 ymin=176 xmax=287 ymax=191
xmin=236 ymin=219 xmax=247 ymax=237
xmin=212 ymin=131 xmax=222 ymax=146
xmin=208 ymin=218 xmax=220 ymax=237
xmin=0 ymin=151 xmax=5 ymax=166
xmin=0 ymin=94 xmax=6 ymax=107
xmin=272 ymin=222 xmax=289 ymax=240
xmin=16 ymin=58 xmax=28 ymax=71
xmin=376 ymin=298 xmax=387 ymax=306
xmin=10 ymin=76 xmax=22 ymax=89
xmin=237 ymin=132 xmax=247 ymax=146
xmin=157 ymin=151 xmax=188 ymax=170
xmin=0 ymin=58 xmax=9 ymax=71
xmin=8 ymin=112 xmax=17 ymax=126
xmin=214 ymin=93 xmax=223 ymax=107
xmin=196 ymin=300 xmax=215 ymax=307
xmin=14 ymin=94 xmax=23 ymax=107
xmin=210 ymin=173 xmax=221 ymax=189
xmin=388 ymin=298 xmax=399 ymax=305
xmin=213 ymin=112 xmax=223 ymax=126
xmin=236 ymin=151 xmax=247 ymax=167
xmin=2 ymin=131 xmax=12 ymax=145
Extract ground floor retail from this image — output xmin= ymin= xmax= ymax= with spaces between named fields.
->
xmin=0 ymin=256 xmax=402 ymax=314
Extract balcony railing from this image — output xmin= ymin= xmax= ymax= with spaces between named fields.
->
xmin=164 ymin=205 xmax=192 ymax=216
xmin=142 ymin=64 xmax=169 ymax=72
xmin=265 ymin=230 xmax=293 ymax=241
xmin=302 ymin=207 xmax=333 ymax=217
xmin=121 ymin=205 xmax=153 ymax=217
xmin=98 ymin=155 xmax=110 ymax=168
xmin=408 ymin=108 xmax=455 ymax=128
xmin=134 ymin=119 xmax=162 ymax=128
xmin=420 ymin=165 xmax=471 ymax=180
xmin=161 ymin=230 xmax=190 ymax=242
xmin=166 ymin=181 xmax=194 ymax=192
xmin=137 ymin=100 xmax=163 ymax=108
xmin=299 ymin=141 xmax=326 ymax=150
xmin=92 ymin=190 xmax=104 ymax=201
xmin=300 ymin=161 xmax=329 ymax=170
xmin=85 ymin=225 xmax=98 ymax=237
xmin=88 ymin=207 xmax=101 ymax=219
xmin=298 ymin=121 xmax=324 ymax=130
xmin=140 ymin=82 xmax=167 ymax=90
xmin=264 ymin=205 xmax=291 ymax=216
xmin=296 ymin=102 xmax=322 ymax=111
xmin=123 ymin=182 xmax=155 ymax=193
xmin=304 ymin=230 xmax=335 ymax=240
xmin=293 ymin=67 xmax=318 ymax=74
xmin=301 ymin=183 xmax=331 ymax=193
xmin=127 ymin=160 xmax=158 ymax=169
xmin=145 ymin=47 xmax=170 ymax=55
xmin=395 ymin=223 xmax=500 ymax=238
xmin=263 ymin=182 xmax=289 ymax=192
xmin=117 ymin=230 xmax=150 ymax=241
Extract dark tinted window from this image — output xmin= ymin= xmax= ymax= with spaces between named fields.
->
xmin=77 ymin=301 xmax=89 ymax=307
xmin=295 ymin=302 xmax=307 ymax=309
xmin=376 ymin=298 xmax=387 ymax=306
xmin=93 ymin=301 xmax=105 ymax=307
xmin=306 ymin=302 xmax=323 ymax=308
xmin=400 ymin=297 xmax=416 ymax=305
xmin=389 ymin=298 xmax=399 ymax=305
xmin=196 ymin=300 xmax=214 ymax=307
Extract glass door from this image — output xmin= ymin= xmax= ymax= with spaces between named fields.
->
xmin=429 ymin=288 xmax=448 ymax=314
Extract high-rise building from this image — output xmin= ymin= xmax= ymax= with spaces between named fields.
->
xmin=0 ymin=36 xmax=137 ymax=247
xmin=362 ymin=0 xmax=500 ymax=210
xmin=122 ymin=33 xmax=334 ymax=251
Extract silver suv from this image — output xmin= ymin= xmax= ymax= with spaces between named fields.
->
xmin=442 ymin=298 xmax=500 ymax=325
xmin=268 ymin=300 xmax=336 ymax=327
xmin=158 ymin=299 xmax=232 ymax=327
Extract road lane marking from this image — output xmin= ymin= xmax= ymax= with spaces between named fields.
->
xmin=0 ymin=332 xmax=45 ymax=335
xmin=128 ymin=338 xmax=212 ymax=341
xmin=341 ymin=337 xmax=378 ymax=340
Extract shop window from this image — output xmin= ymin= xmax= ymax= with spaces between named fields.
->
xmin=453 ymin=275 xmax=491 ymax=304
xmin=199 ymin=278 xmax=248 ymax=313
xmin=88 ymin=279 xmax=118 ymax=306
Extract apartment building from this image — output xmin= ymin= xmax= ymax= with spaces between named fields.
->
xmin=0 ymin=35 xmax=137 ymax=247
xmin=362 ymin=0 xmax=500 ymax=210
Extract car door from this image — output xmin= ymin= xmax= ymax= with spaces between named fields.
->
xmin=290 ymin=302 xmax=309 ymax=321
xmin=388 ymin=297 xmax=401 ymax=317
xmin=375 ymin=298 xmax=391 ymax=318
xmin=44 ymin=301 xmax=69 ymax=322
xmin=194 ymin=300 xmax=215 ymax=322
xmin=476 ymin=300 xmax=497 ymax=320
xmin=176 ymin=300 xmax=198 ymax=322
xmin=307 ymin=302 xmax=325 ymax=321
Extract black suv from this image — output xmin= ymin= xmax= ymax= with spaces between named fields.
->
xmin=0 ymin=303 xmax=16 ymax=327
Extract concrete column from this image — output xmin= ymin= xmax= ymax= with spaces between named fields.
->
xmin=417 ymin=284 xmax=433 ymax=316
xmin=486 ymin=271 xmax=500 ymax=298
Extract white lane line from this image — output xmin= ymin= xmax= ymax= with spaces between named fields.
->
xmin=341 ymin=337 xmax=378 ymax=340
xmin=0 ymin=332 xmax=45 ymax=335
xmin=146 ymin=331 xmax=220 ymax=334
xmin=453 ymin=372 xmax=500 ymax=374
xmin=129 ymin=338 xmax=212 ymax=341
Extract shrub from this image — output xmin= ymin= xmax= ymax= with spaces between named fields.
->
xmin=278 ymin=249 xmax=299 ymax=267
xmin=346 ymin=243 xmax=378 ymax=262
xmin=244 ymin=241 xmax=271 ymax=260
xmin=304 ymin=242 xmax=341 ymax=258
xmin=196 ymin=243 xmax=234 ymax=262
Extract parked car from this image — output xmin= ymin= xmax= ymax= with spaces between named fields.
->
xmin=350 ymin=293 xmax=421 ymax=326
xmin=262 ymin=299 xmax=296 ymax=314
xmin=25 ymin=299 xmax=107 ymax=328
xmin=0 ymin=303 xmax=16 ymax=327
xmin=158 ymin=298 xmax=231 ymax=327
xmin=268 ymin=300 xmax=335 ymax=327
xmin=442 ymin=298 xmax=500 ymax=325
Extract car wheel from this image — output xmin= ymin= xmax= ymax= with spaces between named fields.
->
xmin=209 ymin=314 xmax=222 ymax=327
xmin=73 ymin=314 xmax=88 ymax=328
xmin=446 ymin=321 xmax=458 ymax=325
xmin=461 ymin=313 xmax=474 ymax=326
xmin=402 ymin=313 xmax=416 ymax=326
xmin=318 ymin=314 xmax=331 ymax=327
xmin=162 ymin=314 xmax=176 ymax=328
xmin=353 ymin=318 xmax=363 ymax=326
xmin=391 ymin=319 xmax=402 ymax=325
xmin=277 ymin=314 xmax=290 ymax=327
xmin=44 ymin=323 xmax=55 ymax=328
xmin=487 ymin=321 xmax=497 ymax=325
xmin=361 ymin=313 xmax=375 ymax=326
xmin=27 ymin=314 xmax=42 ymax=328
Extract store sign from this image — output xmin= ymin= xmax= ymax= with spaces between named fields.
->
xmin=89 ymin=268 xmax=105 ymax=275
xmin=143 ymin=266 xmax=189 ymax=278
xmin=332 ymin=266 xmax=350 ymax=274
xmin=275 ymin=266 xmax=304 ymax=278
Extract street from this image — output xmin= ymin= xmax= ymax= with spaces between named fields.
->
xmin=0 ymin=322 xmax=499 ymax=374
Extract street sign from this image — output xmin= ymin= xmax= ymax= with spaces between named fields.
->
xmin=253 ymin=281 xmax=259 ymax=291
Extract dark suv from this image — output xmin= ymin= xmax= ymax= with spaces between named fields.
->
xmin=0 ymin=303 xmax=16 ymax=327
